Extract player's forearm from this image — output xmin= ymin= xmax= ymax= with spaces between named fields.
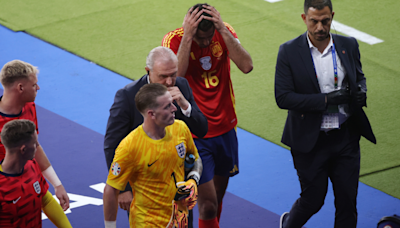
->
xmin=177 ymin=34 xmax=193 ymax=77
xmin=36 ymin=145 xmax=63 ymax=187
xmin=187 ymin=156 xmax=202 ymax=185
xmin=192 ymin=156 xmax=203 ymax=175
xmin=220 ymin=28 xmax=253 ymax=74
xmin=36 ymin=145 xmax=51 ymax=171
xmin=103 ymin=184 xmax=119 ymax=222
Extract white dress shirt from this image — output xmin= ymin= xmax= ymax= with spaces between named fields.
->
xmin=307 ymin=33 xmax=349 ymax=129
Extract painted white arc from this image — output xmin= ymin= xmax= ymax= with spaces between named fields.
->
xmin=42 ymin=183 xmax=106 ymax=220
xmin=90 ymin=183 xmax=106 ymax=194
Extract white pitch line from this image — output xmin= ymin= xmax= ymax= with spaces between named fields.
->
xmin=331 ymin=20 xmax=383 ymax=45
xmin=90 ymin=182 xmax=106 ymax=193
xmin=263 ymin=0 xmax=384 ymax=45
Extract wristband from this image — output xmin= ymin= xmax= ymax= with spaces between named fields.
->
xmin=187 ymin=171 xmax=200 ymax=186
xmin=42 ymin=166 xmax=62 ymax=187
xmin=104 ymin=220 xmax=116 ymax=228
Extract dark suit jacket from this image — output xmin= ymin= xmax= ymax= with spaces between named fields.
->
xmin=275 ymin=32 xmax=376 ymax=153
xmin=104 ymin=75 xmax=208 ymax=191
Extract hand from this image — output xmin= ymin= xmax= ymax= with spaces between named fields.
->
xmin=326 ymin=89 xmax=351 ymax=105
xmin=356 ymin=85 xmax=367 ymax=107
xmin=118 ymin=191 xmax=133 ymax=211
xmin=202 ymin=5 xmax=226 ymax=33
xmin=168 ymin=87 xmax=189 ymax=110
xmin=54 ymin=185 xmax=70 ymax=211
xmin=176 ymin=179 xmax=198 ymax=210
xmin=183 ymin=6 xmax=205 ymax=40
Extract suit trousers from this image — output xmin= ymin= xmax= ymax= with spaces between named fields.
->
xmin=285 ymin=121 xmax=361 ymax=228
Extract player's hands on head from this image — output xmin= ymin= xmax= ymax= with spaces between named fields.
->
xmin=55 ymin=185 xmax=70 ymax=211
xmin=118 ymin=191 xmax=133 ymax=211
xmin=168 ymin=87 xmax=189 ymax=110
xmin=202 ymin=5 xmax=225 ymax=33
xmin=183 ymin=6 xmax=205 ymax=39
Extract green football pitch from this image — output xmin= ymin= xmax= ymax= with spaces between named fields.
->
xmin=1 ymin=0 xmax=399 ymax=198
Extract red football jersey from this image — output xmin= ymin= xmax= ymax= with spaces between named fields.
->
xmin=162 ymin=22 xmax=238 ymax=138
xmin=0 ymin=159 xmax=49 ymax=228
xmin=0 ymin=102 xmax=39 ymax=161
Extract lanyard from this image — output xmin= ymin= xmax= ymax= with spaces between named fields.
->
xmin=310 ymin=41 xmax=338 ymax=89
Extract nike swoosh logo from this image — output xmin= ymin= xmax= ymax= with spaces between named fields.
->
xmin=148 ymin=159 xmax=158 ymax=167
xmin=13 ymin=196 xmax=21 ymax=204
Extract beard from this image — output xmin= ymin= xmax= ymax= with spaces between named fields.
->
xmin=313 ymin=31 xmax=329 ymax=41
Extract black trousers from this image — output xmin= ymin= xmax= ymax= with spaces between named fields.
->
xmin=285 ymin=122 xmax=361 ymax=228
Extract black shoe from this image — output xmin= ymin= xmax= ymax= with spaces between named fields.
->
xmin=280 ymin=212 xmax=289 ymax=228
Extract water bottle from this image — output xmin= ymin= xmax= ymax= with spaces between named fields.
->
xmin=184 ymin=153 xmax=195 ymax=173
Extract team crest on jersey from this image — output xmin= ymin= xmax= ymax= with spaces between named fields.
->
xmin=210 ymin=41 xmax=223 ymax=58
xmin=33 ymin=181 xmax=41 ymax=194
xmin=175 ymin=143 xmax=186 ymax=158
xmin=200 ymin=56 xmax=212 ymax=70
xmin=111 ymin=162 xmax=121 ymax=176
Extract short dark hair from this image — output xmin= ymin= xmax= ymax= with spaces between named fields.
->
xmin=135 ymin=83 xmax=168 ymax=115
xmin=1 ymin=119 xmax=36 ymax=149
xmin=191 ymin=3 xmax=214 ymax=32
xmin=304 ymin=0 xmax=332 ymax=14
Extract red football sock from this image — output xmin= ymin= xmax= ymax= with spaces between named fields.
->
xmin=217 ymin=202 xmax=223 ymax=222
xmin=199 ymin=217 xmax=219 ymax=228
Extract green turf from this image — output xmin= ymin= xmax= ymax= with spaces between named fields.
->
xmin=1 ymin=0 xmax=399 ymax=198
xmin=360 ymin=166 xmax=400 ymax=199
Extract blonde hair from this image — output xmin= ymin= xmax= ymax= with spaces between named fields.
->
xmin=0 ymin=60 xmax=38 ymax=88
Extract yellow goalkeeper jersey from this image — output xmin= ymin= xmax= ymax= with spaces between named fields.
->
xmin=106 ymin=120 xmax=199 ymax=227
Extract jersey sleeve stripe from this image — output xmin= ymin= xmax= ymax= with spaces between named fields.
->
xmin=223 ymin=22 xmax=236 ymax=34
xmin=162 ymin=28 xmax=184 ymax=48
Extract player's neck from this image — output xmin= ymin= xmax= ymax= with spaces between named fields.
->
xmin=142 ymin=122 xmax=166 ymax=140
xmin=1 ymin=153 xmax=26 ymax=174
xmin=0 ymin=93 xmax=26 ymax=115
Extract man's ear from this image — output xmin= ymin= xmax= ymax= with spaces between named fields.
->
xmin=146 ymin=109 xmax=153 ymax=118
xmin=17 ymin=82 xmax=24 ymax=94
xmin=145 ymin=66 xmax=150 ymax=76
xmin=20 ymin=144 xmax=26 ymax=155
xmin=301 ymin=13 xmax=307 ymax=23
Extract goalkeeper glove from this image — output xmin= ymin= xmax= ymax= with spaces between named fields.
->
xmin=175 ymin=179 xmax=198 ymax=210
xmin=172 ymin=200 xmax=189 ymax=228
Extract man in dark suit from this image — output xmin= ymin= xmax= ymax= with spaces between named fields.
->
xmin=275 ymin=0 xmax=376 ymax=227
xmin=104 ymin=46 xmax=208 ymax=212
